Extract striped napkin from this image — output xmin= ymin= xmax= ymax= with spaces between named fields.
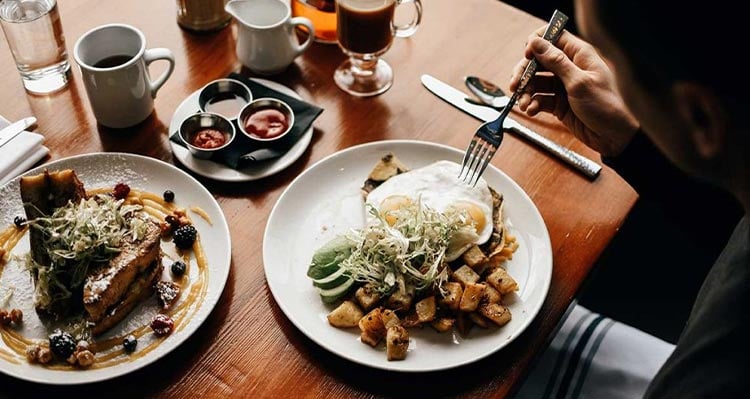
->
xmin=513 ymin=305 xmax=674 ymax=399
xmin=0 ymin=116 xmax=49 ymax=185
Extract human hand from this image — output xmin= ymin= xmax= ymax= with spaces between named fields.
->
xmin=509 ymin=27 xmax=640 ymax=157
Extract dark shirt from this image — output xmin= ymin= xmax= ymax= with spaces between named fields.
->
xmin=645 ymin=216 xmax=749 ymax=398
xmin=606 ymin=133 xmax=749 ymax=398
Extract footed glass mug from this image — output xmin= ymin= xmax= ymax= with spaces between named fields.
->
xmin=334 ymin=0 xmax=422 ymax=97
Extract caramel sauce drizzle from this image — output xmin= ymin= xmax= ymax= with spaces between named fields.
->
xmin=0 ymin=189 xmax=211 ymax=370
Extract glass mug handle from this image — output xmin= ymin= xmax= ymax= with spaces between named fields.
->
xmin=394 ymin=0 xmax=422 ymax=38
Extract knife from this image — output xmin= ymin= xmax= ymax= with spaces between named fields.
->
xmin=0 ymin=117 xmax=37 ymax=149
xmin=420 ymin=74 xmax=602 ymax=180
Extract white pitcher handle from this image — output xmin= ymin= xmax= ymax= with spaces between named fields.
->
xmin=290 ymin=17 xmax=315 ymax=56
xmin=144 ymin=48 xmax=175 ymax=98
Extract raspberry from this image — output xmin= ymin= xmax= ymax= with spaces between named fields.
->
xmin=113 ymin=183 xmax=130 ymax=200
xmin=150 ymin=314 xmax=174 ymax=336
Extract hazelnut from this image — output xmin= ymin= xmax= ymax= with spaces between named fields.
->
xmin=76 ymin=340 xmax=91 ymax=353
xmin=10 ymin=308 xmax=22 ymax=324
xmin=67 ymin=354 xmax=78 ymax=365
xmin=76 ymin=350 xmax=95 ymax=368
xmin=0 ymin=310 xmax=9 ymax=326
xmin=25 ymin=344 xmax=53 ymax=364
xmin=160 ymin=221 xmax=172 ymax=237
xmin=25 ymin=344 xmax=40 ymax=363
xmin=37 ymin=347 xmax=52 ymax=364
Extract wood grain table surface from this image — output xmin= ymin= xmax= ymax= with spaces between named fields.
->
xmin=0 ymin=0 xmax=637 ymax=397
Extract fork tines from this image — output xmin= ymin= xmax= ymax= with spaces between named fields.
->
xmin=458 ymin=128 xmax=502 ymax=186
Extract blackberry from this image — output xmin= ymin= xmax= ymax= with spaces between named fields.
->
xmin=123 ymin=335 xmax=137 ymax=353
xmin=49 ymin=329 xmax=76 ymax=359
xmin=173 ymin=225 xmax=197 ymax=250
xmin=171 ymin=260 xmax=187 ymax=277
xmin=13 ymin=216 xmax=26 ymax=228
xmin=163 ymin=190 xmax=175 ymax=202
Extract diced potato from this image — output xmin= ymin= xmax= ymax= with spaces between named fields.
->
xmin=386 ymin=325 xmax=409 ymax=361
xmin=485 ymin=252 xmax=508 ymax=273
xmin=486 ymin=267 xmax=519 ymax=295
xmin=367 ymin=153 xmax=409 ymax=182
xmin=430 ymin=317 xmax=455 ymax=333
xmin=462 ymin=245 xmax=489 ymax=274
xmin=327 ymin=300 xmax=364 ymax=328
xmin=451 ymin=265 xmax=480 ymax=287
xmin=359 ymin=308 xmax=385 ymax=347
xmin=439 ymin=282 xmax=463 ymax=311
xmin=479 ymin=303 xmax=512 ymax=326
xmin=384 ymin=275 xmax=415 ymax=310
xmin=381 ymin=308 xmax=401 ymax=329
xmin=468 ymin=312 xmax=489 ymax=328
xmin=415 ymin=296 xmax=436 ymax=323
xmin=482 ymin=285 xmax=502 ymax=304
xmin=459 ymin=283 xmax=486 ymax=312
xmin=456 ymin=313 xmax=473 ymax=336
xmin=401 ymin=311 xmax=422 ymax=328
xmin=355 ymin=283 xmax=382 ymax=311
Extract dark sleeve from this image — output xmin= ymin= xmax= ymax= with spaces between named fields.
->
xmin=602 ymin=131 xmax=742 ymax=253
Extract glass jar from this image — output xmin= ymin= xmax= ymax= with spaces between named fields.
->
xmin=176 ymin=0 xmax=231 ymax=32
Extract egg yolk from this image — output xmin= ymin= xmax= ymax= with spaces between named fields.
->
xmin=379 ymin=195 xmax=413 ymax=225
xmin=449 ymin=201 xmax=487 ymax=234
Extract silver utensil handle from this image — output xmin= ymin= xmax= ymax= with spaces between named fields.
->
xmin=515 ymin=10 xmax=569 ymax=95
xmin=508 ymin=124 xmax=602 ymax=180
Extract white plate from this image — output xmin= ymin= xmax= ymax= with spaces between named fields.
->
xmin=263 ymin=140 xmax=552 ymax=372
xmin=0 ymin=153 xmax=231 ymax=384
xmin=168 ymin=78 xmax=314 ymax=182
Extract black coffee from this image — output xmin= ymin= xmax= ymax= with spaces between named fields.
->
xmin=93 ymin=54 xmax=134 ymax=68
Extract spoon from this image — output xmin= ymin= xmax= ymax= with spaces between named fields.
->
xmin=464 ymin=76 xmax=510 ymax=110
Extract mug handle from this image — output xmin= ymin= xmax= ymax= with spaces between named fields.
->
xmin=394 ymin=0 xmax=423 ymax=38
xmin=290 ymin=17 xmax=315 ymax=56
xmin=144 ymin=48 xmax=176 ymax=98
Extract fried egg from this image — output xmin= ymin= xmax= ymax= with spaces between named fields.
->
xmin=365 ymin=160 xmax=494 ymax=250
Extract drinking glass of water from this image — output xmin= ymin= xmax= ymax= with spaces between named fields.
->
xmin=0 ymin=0 xmax=70 ymax=94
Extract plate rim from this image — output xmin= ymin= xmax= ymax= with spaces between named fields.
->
xmin=263 ymin=139 xmax=552 ymax=372
xmin=0 ymin=152 xmax=232 ymax=385
xmin=168 ymin=78 xmax=314 ymax=183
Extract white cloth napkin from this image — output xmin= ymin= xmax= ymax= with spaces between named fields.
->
xmin=0 ymin=115 xmax=49 ymax=185
xmin=513 ymin=304 xmax=674 ymax=399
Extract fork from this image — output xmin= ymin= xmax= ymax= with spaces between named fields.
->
xmin=459 ymin=9 xmax=569 ymax=185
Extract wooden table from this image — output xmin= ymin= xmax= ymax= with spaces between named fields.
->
xmin=0 ymin=0 xmax=637 ymax=397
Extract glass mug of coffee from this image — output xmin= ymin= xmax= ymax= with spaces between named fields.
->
xmin=334 ymin=0 xmax=422 ymax=96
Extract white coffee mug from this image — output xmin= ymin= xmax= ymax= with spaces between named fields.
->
xmin=225 ymin=0 xmax=314 ymax=75
xmin=73 ymin=24 xmax=175 ymax=128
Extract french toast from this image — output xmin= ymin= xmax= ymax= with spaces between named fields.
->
xmin=20 ymin=169 xmax=163 ymax=335
xmin=20 ymin=170 xmax=87 ymax=317
xmin=90 ymin=258 xmax=163 ymax=335
xmin=83 ymin=219 xmax=161 ymax=327
xmin=20 ymin=170 xmax=87 ymax=271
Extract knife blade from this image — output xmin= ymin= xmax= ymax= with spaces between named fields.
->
xmin=0 ymin=117 xmax=37 ymax=149
xmin=420 ymin=74 xmax=602 ymax=180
